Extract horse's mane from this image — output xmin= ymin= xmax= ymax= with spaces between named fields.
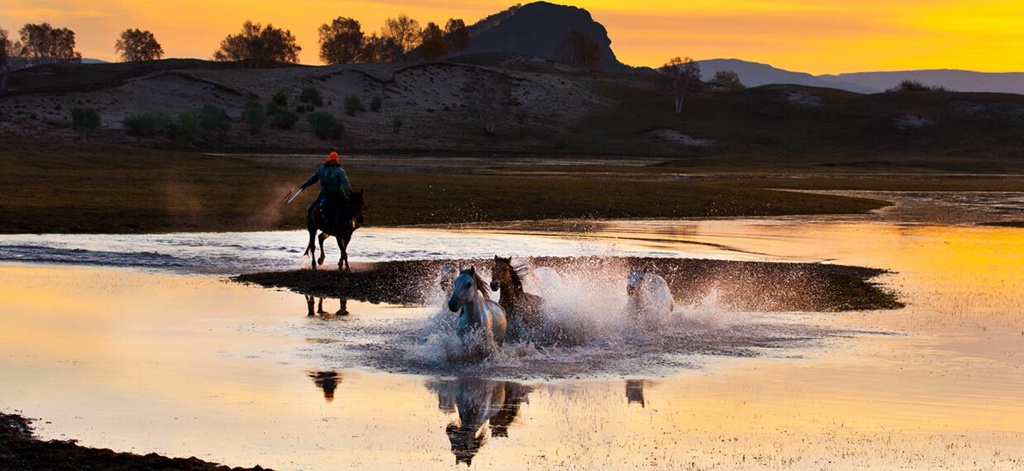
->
xmin=473 ymin=271 xmax=491 ymax=298
xmin=461 ymin=269 xmax=491 ymax=298
xmin=509 ymin=259 xmax=531 ymax=290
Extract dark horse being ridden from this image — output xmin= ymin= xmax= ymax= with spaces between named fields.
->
xmin=489 ymin=256 xmax=545 ymax=341
xmin=304 ymin=190 xmax=365 ymax=271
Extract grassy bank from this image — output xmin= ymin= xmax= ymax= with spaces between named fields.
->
xmin=0 ymin=138 xmax=892 ymax=234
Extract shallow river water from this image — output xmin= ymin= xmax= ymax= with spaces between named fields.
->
xmin=2 ymin=193 xmax=1024 ymax=469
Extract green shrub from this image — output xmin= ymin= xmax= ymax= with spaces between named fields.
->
xmin=391 ymin=116 xmax=403 ymax=134
xmin=299 ymin=87 xmax=324 ymax=107
xmin=70 ymin=107 xmax=101 ymax=132
xmin=267 ymin=103 xmax=299 ymax=130
xmin=886 ymin=80 xmax=948 ymax=93
xmin=272 ymin=90 xmax=289 ymax=106
xmin=295 ymin=105 xmax=307 ymax=114
xmin=199 ymin=104 xmax=231 ymax=138
xmin=344 ymin=95 xmax=366 ymax=116
xmin=242 ymin=101 xmax=266 ymax=135
xmin=167 ymin=111 xmax=202 ymax=143
xmin=370 ymin=97 xmax=382 ymax=112
xmin=122 ymin=112 xmax=170 ymax=137
xmin=306 ymin=111 xmax=344 ymax=140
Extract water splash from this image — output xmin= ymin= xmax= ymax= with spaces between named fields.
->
xmin=326 ymin=258 xmax=852 ymax=379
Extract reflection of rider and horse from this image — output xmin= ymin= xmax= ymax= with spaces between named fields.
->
xmin=305 ymin=294 xmax=348 ymax=317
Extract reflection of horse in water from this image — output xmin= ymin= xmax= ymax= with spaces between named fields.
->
xmin=490 ymin=256 xmax=545 ymax=341
xmin=626 ymin=380 xmax=645 ymax=407
xmin=428 ymin=378 xmax=532 ymax=466
xmin=304 ymin=190 xmax=366 ymax=271
xmin=305 ymin=294 xmax=349 ymax=317
xmin=308 ymin=371 xmax=343 ymax=402
xmin=448 ymin=267 xmax=507 ymax=347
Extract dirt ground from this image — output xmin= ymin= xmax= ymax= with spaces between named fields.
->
xmin=0 ymin=412 xmax=269 ymax=470
xmin=0 ymin=137 xmax=895 ymax=234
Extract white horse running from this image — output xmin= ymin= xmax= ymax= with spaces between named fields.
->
xmin=626 ymin=267 xmax=675 ymax=321
xmin=513 ymin=261 xmax=564 ymax=297
xmin=448 ymin=267 xmax=507 ymax=347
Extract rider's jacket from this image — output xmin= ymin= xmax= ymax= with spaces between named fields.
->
xmin=301 ymin=163 xmax=351 ymax=198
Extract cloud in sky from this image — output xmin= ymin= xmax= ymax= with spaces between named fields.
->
xmin=1 ymin=0 xmax=1022 ymax=73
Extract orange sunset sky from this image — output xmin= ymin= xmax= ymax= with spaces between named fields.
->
xmin=2 ymin=0 xmax=1022 ymax=74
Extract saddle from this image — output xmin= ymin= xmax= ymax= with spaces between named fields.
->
xmin=313 ymin=195 xmax=350 ymax=232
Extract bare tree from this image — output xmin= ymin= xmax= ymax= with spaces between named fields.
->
xmin=444 ymin=19 xmax=470 ymax=53
xmin=382 ymin=15 xmax=421 ymax=54
xmin=558 ymin=30 xmax=600 ymax=71
xmin=214 ymin=21 xmax=300 ymax=68
xmin=115 ymin=29 xmax=164 ymax=62
xmin=659 ymin=57 xmax=701 ymax=114
xmin=319 ymin=17 xmax=364 ymax=65
xmin=17 ymin=23 xmax=82 ymax=66
xmin=420 ymin=22 xmax=447 ymax=61
xmin=359 ymin=33 xmax=402 ymax=63
xmin=462 ymin=68 xmax=514 ymax=135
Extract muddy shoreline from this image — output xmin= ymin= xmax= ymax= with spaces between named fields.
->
xmin=0 ymin=412 xmax=267 ymax=471
xmin=233 ymin=256 xmax=903 ymax=312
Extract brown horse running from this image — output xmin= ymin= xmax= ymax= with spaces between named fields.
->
xmin=489 ymin=256 xmax=545 ymax=340
xmin=304 ymin=190 xmax=365 ymax=271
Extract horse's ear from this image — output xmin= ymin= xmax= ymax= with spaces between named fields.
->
xmin=494 ymin=255 xmax=500 ymax=261
xmin=469 ymin=266 xmax=475 ymax=273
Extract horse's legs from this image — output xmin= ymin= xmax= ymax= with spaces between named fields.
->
xmin=306 ymin=226 xmax=318 ymax=270
xmin=337 ymin=234 xmax=349 ymax=271
xmin=317 ymin=297 xmax=326 ymax=314
xmin=317 ymin=233 xmax=329 ymax=266
xmin=305 ymin=294 xmax=315 ymax=316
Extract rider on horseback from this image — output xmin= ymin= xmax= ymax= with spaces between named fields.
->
xmin=300 ymin=151 xmax=352 ymax=231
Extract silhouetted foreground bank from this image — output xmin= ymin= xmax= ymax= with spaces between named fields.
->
xmin=233 ymin=257 xmax=903 ymax=312
xmin=0 ymin=412 xmax=268 ymax=471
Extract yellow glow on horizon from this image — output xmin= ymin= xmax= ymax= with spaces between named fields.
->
xmin=1 ymin=1 xmax=1023 ymax=74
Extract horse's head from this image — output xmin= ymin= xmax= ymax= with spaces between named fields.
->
xmin=350 ymin=190 xmax=366 ymax=226
xmin=627 ymin=267 xmax=646 ymax=297
xmin=446 ymin=422 xmax=486 ymax=466
xmin=489 ymin=256 xmax=513 ymax=292
xmin=448 ymin=267 xmax=477 ymax=312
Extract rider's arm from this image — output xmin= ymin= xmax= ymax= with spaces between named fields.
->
xmin=299 ymin=170 xmax=320 ymax=190
xmin=339 ymin=169 xmax=352 ymax=195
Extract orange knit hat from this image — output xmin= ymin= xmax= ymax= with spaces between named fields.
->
xmin=326 ymin=151 xmax=339 ymax=163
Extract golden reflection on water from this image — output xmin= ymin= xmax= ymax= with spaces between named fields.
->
xmin=1 ymin=221 xmax=1024 ymax=469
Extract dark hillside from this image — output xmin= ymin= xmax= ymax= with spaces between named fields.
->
xmin=1 ymin=59 xmax=298 ymax=95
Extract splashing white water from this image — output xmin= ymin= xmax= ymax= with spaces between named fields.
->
xmin=381 ymin=258 xmax=839 ymax=378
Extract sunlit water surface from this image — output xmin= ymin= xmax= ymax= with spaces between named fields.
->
xmin=2 ymin=193 xmax=1024 ymax=469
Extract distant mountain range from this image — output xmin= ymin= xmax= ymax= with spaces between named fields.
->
xmin=457 ymin=2 xmax=1022 ymax=95
xmin=697 ymin=59 xmax=1024 ymax=95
